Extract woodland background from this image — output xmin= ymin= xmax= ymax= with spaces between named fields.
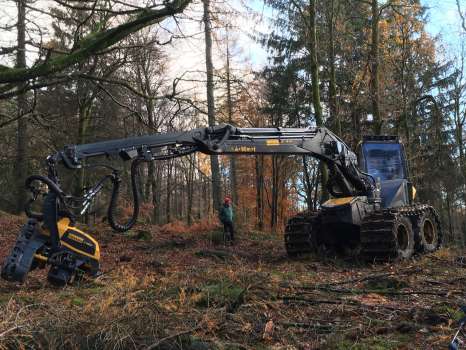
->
xmin=1 ymin=0 xmax=466 ymax=242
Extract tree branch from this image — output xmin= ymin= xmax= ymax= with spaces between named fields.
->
xmin=0 ymin=0 xmax=191 ymax=84
xmin=457 ymin=0 xmax=466 ymax=33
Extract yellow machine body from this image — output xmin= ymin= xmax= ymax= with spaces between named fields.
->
xmin=322 ymin=197 xmax=355 ymax=208
xmin=56 ymin=218 xmax=100 ymax=261
xmin=36 ymin=218 xmax=100 ymax=270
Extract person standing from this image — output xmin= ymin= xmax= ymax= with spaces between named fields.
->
xmin=219 ymin=197 xmax=234 ymax=243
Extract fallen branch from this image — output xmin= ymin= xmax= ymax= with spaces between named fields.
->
xmin=311 ymin=286 xmax=458 ymax=297
xmin=145 ymin=325 xmax=200 ymax=350
xmin=283 ymin=296 xmax=358 ymax=306
xmin=0 ymin=326 xmax=23 ymax=338
xmin=281 ymin=321 xmax=339 ymax=333
xmin=314 ymin=268 xmax=422 ymax=288
xmin=282 ymin=296 xmax=407 ymax=312
xmin=195 ymin=249 xmax=233 ymax=261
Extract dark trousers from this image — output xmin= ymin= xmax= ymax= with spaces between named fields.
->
xmin=223 ymin=221 xmax=235 ymax=241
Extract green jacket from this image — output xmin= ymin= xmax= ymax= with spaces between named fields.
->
xmin=219 ymin=204 xmax=233 ymax=223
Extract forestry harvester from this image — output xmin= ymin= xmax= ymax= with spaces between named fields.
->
xmin=1 ymin=124 xmax=441 ymax=285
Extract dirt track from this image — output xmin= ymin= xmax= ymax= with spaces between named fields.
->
xmin=0 ymin=214 xmax=465 ymax=349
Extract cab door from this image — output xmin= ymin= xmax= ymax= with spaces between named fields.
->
xmin=359 ymin=137 xmax=411 ymax=208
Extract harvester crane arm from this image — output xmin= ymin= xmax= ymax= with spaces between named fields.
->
xmin=57 ymin=124 xmax=375 ymax=199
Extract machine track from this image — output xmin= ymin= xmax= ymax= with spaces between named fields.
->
xmin=1 ymin=219 xmax=45 ymax=282
xmin=360 ymin=205 xmax=442 ymax=262
xmin=284 ymin=212 xmax=320 ymax=256
xmin=285 ymin=205 xmax=442 ymax=261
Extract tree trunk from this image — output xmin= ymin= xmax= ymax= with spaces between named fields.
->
xmin=370 ymin=0 xmax=382 ymax=134
xmin=187 ymin=156 xmax=194 ymax=225
xmin=152 ymin=162 xmax=162 ymax=224
xmin=446 ymin=189 xmax=453 ymax=244
xmin=225 ymin=36 xmax=238 ymax=207
xmin=327 ymin=0 xmax=340 ymax=135
xmin=350 ymin=102 xmax=362 ymax=146
xmin=173 ymin=163 xmax=179 ymax=220
xmin=309 ymin=0 xmax=328 ymax=202
xmin=198 ymin=156 xmax=203 ymax=220
xmin=453 ymin=83 xmax=466 ymax=205
xmin=313 ymin=168 xmax=320 ymax=211
xmin=166 ymin=160 xmax=172 ymax=223
xmin=303 ymin=156 xmax=313 ymax=210
xmin=255 ymin=155 xmax=264 ymax=230
xmin=14 ymin=0 xmax=28 ymax=214
xmin=75 ymin=100 xmax=92 ymax=198
xmin=271 ymin=155 xmax=279 ymax=232
xmin=203 ymin=0 xmax=222 ymax=213
xmin=309 ymin=0 xmax=323 ymax=125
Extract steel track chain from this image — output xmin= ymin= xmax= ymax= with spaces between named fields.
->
xmin=360 ymin=205 xmax=442 ymax=261
xmin=284 ymin=211 xmax=320 ymax=256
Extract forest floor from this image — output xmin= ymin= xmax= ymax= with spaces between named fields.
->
xmin=0 ymin=212 xmax=465 ymax=350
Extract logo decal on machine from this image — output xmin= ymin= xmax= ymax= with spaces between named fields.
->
xmin=232 ymin=146 xmax=256 ymax=153
xmin=266 ymin=140 xmax=280 ymax=146
xmin=62 ymin=229 xmax=96 ymax=256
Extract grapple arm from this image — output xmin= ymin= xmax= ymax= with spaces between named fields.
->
xmin=55 ymin=124 xmax=374 ymax=198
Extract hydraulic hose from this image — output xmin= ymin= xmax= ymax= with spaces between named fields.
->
xmin=24 ymin=175 xmax=65 ymax=249
xmin=213 ymin=125 xmax=232 ymax=150
xmin=24 ymin=175 xmax=66 ymax=221
xmin=107 ymin=159 xmax=141 ymax=232
xmin=25 ymin=175 xmax=66 ymax=200
xmin=25 ymin=198 xmax=44 ymax=221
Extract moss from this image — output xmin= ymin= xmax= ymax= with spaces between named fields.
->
xmin=364 ymin=277 xmax=409 ymax=291
xmin=451 ymin=308 xmax=466 ymax=322
xmin=270 ymin=270 xmax=298 ymax=283
xmin=209 ymin=230 xmax=226 ymax=245
xmin=195 ymin=280 xmax=245 ymax=309
xmin=195 ymin=250 xmax=232 ymax=261
xmin=329 ymin=335 xmax=411 ymax=350
xmin=134 ymin=229 xmax=152 ymax=241
xmin=433 ymin=303 xmax=465 ymax=322
xmin=80 ymin=286 xmax=104 ymax=297
xmin=71 ymin=297 xmax=85 ymax=307
xmin=0 ymin=294 xmax=12 ymax=305
xmin=189 ymin=338 xmax=218 ymax=350
xmin=15 ymin=295 xmax=35 ymax=304
xmin=246 ymin=230 xmax=278 ymax=241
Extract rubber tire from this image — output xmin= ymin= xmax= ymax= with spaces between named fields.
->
xmin=394 ymin=216 xmax=415 ymax=259
xmin=417 ymin=211 xmax=440 ymax=253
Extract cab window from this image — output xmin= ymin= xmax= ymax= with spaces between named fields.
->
xmin=362 ymin=143 xmax=406 ymax=181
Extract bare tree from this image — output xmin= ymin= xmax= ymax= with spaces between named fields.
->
xmin=370 ymin=0 xmax=382 ymax=134
xmin=308 ymin=0 xmax=328 ymax=201
xmin=13 ymin=0 xmax=28 ymax=213
xmin=203 ymin=0 xmax=222 ymax=212
xmin=225 ymin=32 xmax=238 ymax=207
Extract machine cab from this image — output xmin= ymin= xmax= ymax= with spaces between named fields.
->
xmin=358 ymin=136 xmax=411 ymax=208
